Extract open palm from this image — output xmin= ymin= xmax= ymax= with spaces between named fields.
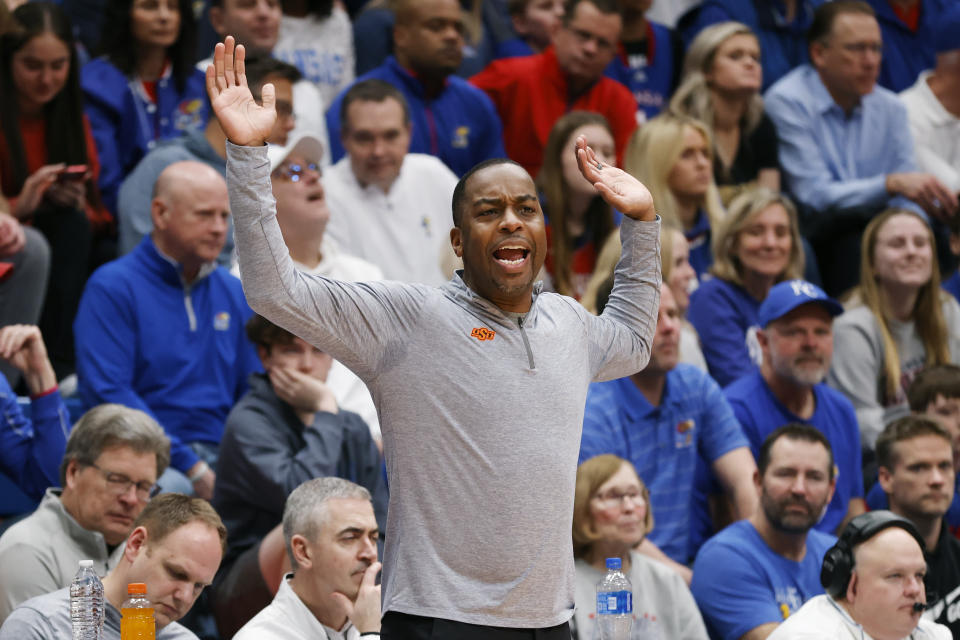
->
xmin=206 ymin=36 xmax=278 ymax=147
xmin=575 ymin=135 xmax=655 ymax=221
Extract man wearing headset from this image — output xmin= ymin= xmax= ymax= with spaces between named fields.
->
xmin=768 ymin=511 xmax=950 ymax=640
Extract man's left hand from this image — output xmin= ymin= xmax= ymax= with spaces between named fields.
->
xmin=575 ymin=135 xmax=655 ymax=222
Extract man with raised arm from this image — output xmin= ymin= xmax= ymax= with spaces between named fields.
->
xmin=207 ymin=36 xmax=660 ymax=639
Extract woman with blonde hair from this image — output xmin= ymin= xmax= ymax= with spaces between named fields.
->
xmin=624 ymin=113 xmax=724 ymax=281
xmin=538 ymin=110 xmax=618 ymax=299
xmin=572 ymin=454 xmax=708 ymax=640
xmin=687 ymin=187 xmax=804 ymax=386
xmin=828 ymin=208 xmax=960 ymax=450
xmin=670 ymin=21 xmax=779 ymax=203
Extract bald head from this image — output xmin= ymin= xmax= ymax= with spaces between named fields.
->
xmin=150 ymin=162 xmax=230 ymax=279
xmin=393 ymin=0 xmax=464 ymax=78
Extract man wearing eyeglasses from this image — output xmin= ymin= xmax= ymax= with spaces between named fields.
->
xmin=0 ymin=493 xmax=225 ymax=640
xmin=690 ymin=424 xmax=838 ymax=640
xmin=0 ymin=404 xmax=170 ymax=624
xmin=74 ymin=161 xmax=261 ymax=501
xmin=764 ymin=0 xmax=957 ymax=295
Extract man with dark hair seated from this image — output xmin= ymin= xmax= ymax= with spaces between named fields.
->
xmin=0 ymin=493 xmax=226 ymax=639
xmin=867 ymin=364 xmax=960 ymax=530
xmin=876 ymin=415 xmax=960 ymax=636
xmin=209 ymin=314 xmax=387 ymax=638
xmin=0 ymin=404 xmax=170 ymax=623
xmin=691 ymin=424 xmax=838 ymax=640
xmin=764 ymin=0 xmax=957 ymax=294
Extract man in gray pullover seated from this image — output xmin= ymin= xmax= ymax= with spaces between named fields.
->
xmin=207 ymin=35 xmax=661 ymax=640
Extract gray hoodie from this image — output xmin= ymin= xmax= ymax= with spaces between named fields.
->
xmin=225 ymin=142 xmax=661 ymax=628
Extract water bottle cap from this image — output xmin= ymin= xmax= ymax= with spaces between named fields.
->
xmin=127 ymin=583 xmax=147 ymax=595
xmin=78 ymin=560 xmax=94 ymax=568
xmin=605 ymin=557 xmax=621 ymax=570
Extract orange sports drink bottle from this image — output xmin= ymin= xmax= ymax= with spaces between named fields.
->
xmin=120 ymin=583 xmax=155 ymax=640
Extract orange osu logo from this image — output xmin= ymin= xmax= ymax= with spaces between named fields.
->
xmin=470 ymin=327 xmax=496 ymax=341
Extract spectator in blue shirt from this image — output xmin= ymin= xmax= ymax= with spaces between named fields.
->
xmin=0 ymin=325 xmax=68 ymax=503
xmin=328 ymin=0 xmax=506 ymax=177
xmin=580 ymin=283 xmax=757 ymax=566
xmin=694 ymin=0 xmax=827 ymax=90
xmin=725 ymin=279 xmax=866 ymax=536
xmin=691 ymin=423 xmax=837 ymax=640
xmin=764 ymin=0 xmax=957 ymax=295
xmin=81 ymin=0 xmax=210 ymax=216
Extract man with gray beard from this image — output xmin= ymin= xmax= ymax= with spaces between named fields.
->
xmin=691 ymin=424 xmax=839 ymax=640
xmin=724 ymin=279 xmax=866 ymax=536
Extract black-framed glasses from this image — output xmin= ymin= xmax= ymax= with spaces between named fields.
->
xmin=88 ymin=463 xmax=159 ymax=501
xmin=275 ymin=162 xmax=319 ymax=182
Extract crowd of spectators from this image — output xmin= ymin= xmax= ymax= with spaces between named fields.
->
xmin=3 ymin=0 xmax=960 ymax=638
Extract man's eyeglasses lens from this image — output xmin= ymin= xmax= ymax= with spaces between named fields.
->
xmin=89 ymin=463 xmax=158 ymax=500
xmin=279 ymin=163 xmax=319 ymax=182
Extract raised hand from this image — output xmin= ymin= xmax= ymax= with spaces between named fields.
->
xmin=575 ymin=135 xmax=655 ymax=222
xmin=0 ymin=324 xmax=56 ymax=395
xmin=330 ymin=562 xmax=382 ymax=634
xmin=205 ymin=36 xmax=277 ymax=147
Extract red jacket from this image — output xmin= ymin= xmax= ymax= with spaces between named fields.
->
xmin=471 ymin=47 xmax=638 ymax=177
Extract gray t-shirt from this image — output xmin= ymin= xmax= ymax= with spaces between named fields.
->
xmin=225 ymin=142 xmax=661 ymax=628
xmin=827 ymin=296 xmax=960 ymax=449
xmin=0 ymin=587 xmax=196 ymax=639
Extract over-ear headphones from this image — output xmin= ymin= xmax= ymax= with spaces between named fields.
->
xmin=820 ymin=510 xmax=926 ymax=599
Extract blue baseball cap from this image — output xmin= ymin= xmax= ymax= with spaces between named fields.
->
xmin=933 ymin=5 xmax=960 ymax=54
xmin=758 ymin=280 xmax=843 ymax=327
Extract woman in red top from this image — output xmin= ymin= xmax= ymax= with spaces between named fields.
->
xmin=0 ymin=2 xmax=110 ymax=378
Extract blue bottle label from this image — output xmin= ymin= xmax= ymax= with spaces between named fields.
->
xmin=596 ymin=590 xmax=632 ymax=614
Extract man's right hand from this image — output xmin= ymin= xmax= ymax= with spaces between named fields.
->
xmin=205 ymin=36 xmax=278 ymax=148
xmin=886 ymin=172 xmax=959 ymax=221
xmin=0 ymin=325 xmax=56 ymax=395
xmin=188 ymin=462 xmax=216 ymax=500
xmin=269 ymin=367 xmax=338 ymax=414
xmin=330 ymin=562 xmax=382 ymax=634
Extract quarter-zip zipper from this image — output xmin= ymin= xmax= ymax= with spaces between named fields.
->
xmin=517 ymin=316 xmax=535 ymax=370
xmin=183 ymin=284 xmax=197 ymax=331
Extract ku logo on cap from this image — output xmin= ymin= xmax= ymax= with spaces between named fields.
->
xmin=470 ymin=327 xmax=495 ymax=341
xmin=789 ymin=280 xmax=820 ymax=298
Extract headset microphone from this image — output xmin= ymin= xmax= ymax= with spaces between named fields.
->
xmin=914 ymin=601 xmax=929 ymax=613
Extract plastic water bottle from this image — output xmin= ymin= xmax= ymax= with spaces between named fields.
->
xmin=70 ymin=559 xmax=104 ymax=640
xmin=596 ymin=557 xmax=632 ymax=640
xmin=121 ymin=583 xmax=156 ymax=640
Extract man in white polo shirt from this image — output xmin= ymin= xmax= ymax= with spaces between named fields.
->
xmin=321 ymin=79 xmax=458 ymax=286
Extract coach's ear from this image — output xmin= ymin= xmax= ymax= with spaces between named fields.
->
xmin=450 ymin=227 xmax=463 ymax=259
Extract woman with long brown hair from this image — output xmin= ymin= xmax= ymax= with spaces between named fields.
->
xmin=828 ymin=208 xmax=960 ymax=449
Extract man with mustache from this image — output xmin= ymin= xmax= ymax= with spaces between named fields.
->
xmin=876 ymin=415 xmax=960 ymax=637
xmin=0 ymin=493 xmax=225 ymax=639
xmin=232 ymin=477 xmax=381 ymax=640
xmin=725 ymin=279 xmax=866 ymax=536
xmin=691 ymin=424 xmax=838 ymax=640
